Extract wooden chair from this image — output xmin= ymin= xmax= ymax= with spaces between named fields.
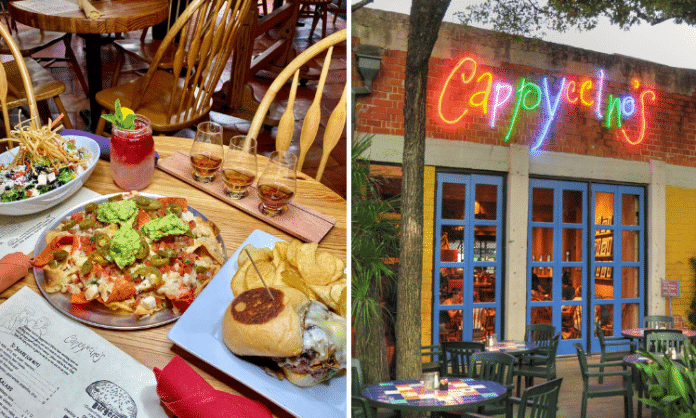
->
xmin=595 ymin=321 xmax=636 ymax=383
xmin=643 ymin=315 xmax=674 ymax=329
xmin=0 ymin=21 xmax=71 ymax=142
xmin=463 ymin=378 xmax=563 ymax=418
xmin=246 ymin=28 xmax=346 ymax=181
xmin=299 ymin=0 xmax=333 ymax=40
xmin=574 ymin=342 xmax=633 ymax=418
xmin=440 ymin=341 xmax=484 ymax=378
xmin=328 ymin=0 xmax=345 ymax=24
xmin=0 ymin=2 xmax=87 ymax=95
xmin=109 ymin=0 xmax=194 ymax=87
xmin=514 ymin=333 xmax=560 ymax=396
xmin=95 ymin=0 xmax=254 ymax=136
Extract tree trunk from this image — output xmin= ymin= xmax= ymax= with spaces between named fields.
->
xmin=354 ymin=280 xmax=389 ymax=385
xmin=396 ymin=1 xmax=451 ymax=416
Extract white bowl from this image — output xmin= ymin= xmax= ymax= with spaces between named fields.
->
xmin=0 ymin=135 xmax=100 ymax=216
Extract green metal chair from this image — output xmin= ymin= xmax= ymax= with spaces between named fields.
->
xmin=643 ymin=315 xmax=674 ymax=329
xmin=462 ymin=377 xmax=564 ymax=418
xmin=644 ymin=330 xmax=687 ymax=354
xmin=574 ymin=342 xmax=633 ymax=418
xmin=440 ymin=341 xmax=485 ymax=378
xmin=421 ymin=344 xmax=441 ymax=373
xmin=513 ymin=332 xmax=560 ymax=396
xmin=351 ymin=358 xmax=374 ymax=418
xmin=466 ymin=351 xmax=516 ymax=415
xmin=521 ymin=323 xmax=556 ymax=366
xmin=595 ymin=321 xmax=637 ymax=383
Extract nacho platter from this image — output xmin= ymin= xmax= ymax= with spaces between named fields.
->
xmin=32 ymin=192 xmax=227 ymax=330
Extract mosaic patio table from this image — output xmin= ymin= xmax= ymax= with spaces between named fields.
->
xmin=361 ymin=377 xmax=507 ymax=416
xmin=486 ymin=340 xmax=538 ymax=355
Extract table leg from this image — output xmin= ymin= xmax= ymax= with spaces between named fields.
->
xmin=83 ymin=34 xmax=103 ymax=133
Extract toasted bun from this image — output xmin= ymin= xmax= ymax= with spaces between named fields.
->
xmin=222 ymin=286 xmax=310 ymax=357
xmin=282 ymin=369 xmax=329 ymax=388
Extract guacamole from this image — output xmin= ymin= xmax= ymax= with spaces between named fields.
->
xmin=109 ymin=225 xmax=141 ymax=269
xmin=97 ymin=199 xmax=138 ymax=226
xmin=141 ymin=213 xmax=190 ymax=241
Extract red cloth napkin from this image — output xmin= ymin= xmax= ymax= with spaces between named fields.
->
xmin=0 ymin=252 xmax=32 ymax=293
xmin=154 ymin=356 xmax=272 ymax=418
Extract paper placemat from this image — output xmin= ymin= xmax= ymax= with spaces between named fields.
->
xmin=157 ymin=151 xmax=335 ymax=243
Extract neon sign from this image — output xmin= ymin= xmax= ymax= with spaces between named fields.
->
xmin=435 ymin=57 xmax=657 ymax=152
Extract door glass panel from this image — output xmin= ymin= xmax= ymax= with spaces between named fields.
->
xmin=622 ymin=230 xmax=639 ymax=262
xmin=594 ymin=266 xmax=613 ymax=299
xmin=595 ymin=192 xmax=614 ymax=225
xmin=562 ymin=228 xmax=581 ymax=261
xmin=622 ymin=267 xmax=639 ymax=298
xmin=472 ymin=308 xmax=494 ymax=341
xmin=439 ymin=307 xmax=462 ymax=342
xmin=475 ymin=184 xmax=497 ymax=220
xmin=562 ymin=267 xmax=582 ymax=300
xmin=562 ymin=304 xmax=581 ymax=339
xmin=622 ymin=303 xmax=640 ymax=330
xmin=474 ymin=227 xmax=496 ymax=261
xmin=532 ymin=188 xmax=553 ymax=222
xmin=531 ymin=306 xmax=552 ymax=325
xmin=439 ymin=267 xmax=463 ymax=302
xmin=532 ymin=227 xmax=553 ymax=264
xmin=441 ymin=182 xmax=465 ymax=220
xmin=441 ymin=225 xmax=463 ymax=262
xmin=595 ymin=304 xmax=614 ymax=333
xmin=474 ymin=267 xmax=496 ymax=302
xmin=594 ymin=233 xmax=613 ymax=262
xmin=622 ymin=194 xmax=640 ymax=226
xmin=563 ymin=190 xmax=583 ymax=224
xmin=532 ymin=268 xmax=553 ymax=298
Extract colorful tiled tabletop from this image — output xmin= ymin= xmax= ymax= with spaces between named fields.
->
xmin=621 ymin=328 xmax=696 ymax=339
xmin=485 ymin=340 xmax=538 ymax=354
xmin=361 ymin=378 xmax=506 ymax=412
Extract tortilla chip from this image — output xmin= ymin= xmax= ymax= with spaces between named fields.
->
xmin=105 ymin=276 xmax=136 ymax=303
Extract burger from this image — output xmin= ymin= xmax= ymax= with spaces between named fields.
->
xmin=222 ymin=286 xmax=346 ymax=387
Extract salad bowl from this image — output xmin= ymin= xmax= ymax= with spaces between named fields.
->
xmin=0 ymin=134 xmax=100 ymax=215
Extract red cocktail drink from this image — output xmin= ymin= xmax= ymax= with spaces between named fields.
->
xmin=110 ymin=115 xmax=154 ymax=190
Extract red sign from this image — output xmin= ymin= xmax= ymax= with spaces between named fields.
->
xmin=661 ymin=280 xmax=680 ymax=297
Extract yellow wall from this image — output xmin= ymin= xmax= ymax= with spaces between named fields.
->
xmin=665 ymin=186 xmax=696 ymax=325
xmin=422 ymin=166 xmax=436 ymax=345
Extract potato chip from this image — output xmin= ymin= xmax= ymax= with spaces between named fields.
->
xmin=286 ymin=240 xmax=302 ymax=267
xmin=237 ymin=244 xmax=273 ymax=267
xmin=281 ymin=269 xmax=317 ymax=300
xmin=244 ymin=261 xmax=277 ymax=290
xmin=231 ymin=263 xmax=250 ymax=296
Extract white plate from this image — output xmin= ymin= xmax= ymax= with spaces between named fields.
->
xmin=0 ymin=134 xmax=100 ymax=215
xmin=33 ymin=192 xmax=227 ymax=330
xmin=168 ymin=229 xmax=347 ymax=418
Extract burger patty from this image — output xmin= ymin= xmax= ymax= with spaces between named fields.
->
xmin=273 ymin=352 xmax=340 ymax=378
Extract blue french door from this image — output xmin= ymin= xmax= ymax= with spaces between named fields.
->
xmin=433 ymin=173 xmax=503 ymax=344
xmin=528 ymin=179 xmax=588 ymax=355
xmin=589 ymin=185 xmax=644 ymax=352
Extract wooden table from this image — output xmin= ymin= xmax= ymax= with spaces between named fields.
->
xmin=361 ymin=378 xmax=507 ymax=417
xmin=0 ymin=136 xmax=346 ymax=418
xmin=10 ymin=0 xmax=169 ymax=131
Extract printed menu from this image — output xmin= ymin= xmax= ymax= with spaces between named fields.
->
xmin=0 ymin=287 xmax=167 ymax=418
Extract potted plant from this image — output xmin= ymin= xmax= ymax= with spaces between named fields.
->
xmin=352 ymin=135 xmax=400 ymax=386
xmin=634 ymin=344 xmax=696 ymax=417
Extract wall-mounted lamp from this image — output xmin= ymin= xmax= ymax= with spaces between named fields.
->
xmin=352 ymin=44 xmax=383 ymax=133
